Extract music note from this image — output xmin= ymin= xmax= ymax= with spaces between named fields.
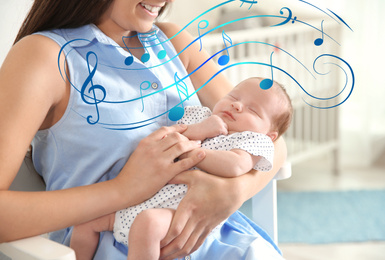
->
xmin=168 ymin=72 xmax=189 ymax=121
xmin=260 ymin=52 xmax=274 ymax=90
xmin=197 ymin=20 xmax=209 ymax=51
xmin=138 ymin=29 xmax=167 ymax=63
xmin=139 ymin=81 xmax=151 ymax=112
xmin=140 ymin=47 xmax=151 ymax=63
xmin=81 ymin=51 xmax=107 ymax=124
xmin=124 ymin=56 xmax=134 ymax=66
xmin=239 ymin=0 xmax=258 ymax=10
xmin=314 ymin=20 xmax=325 ymax=46
xmin=122 ymin=35 xmax=136 ymax=66
xmin=218 ymin=30 xmax=232 ymax=66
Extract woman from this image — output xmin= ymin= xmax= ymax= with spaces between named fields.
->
xmin=0 ymin=0 xmax=286 ymax=259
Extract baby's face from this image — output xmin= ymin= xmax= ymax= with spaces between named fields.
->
xmin=212 ymin=78 xmax=282 ymax=138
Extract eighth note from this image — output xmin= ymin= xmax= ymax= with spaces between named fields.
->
xmin=218 ymin=30 xmax=232 ymax=66
xmin=314 ymin=20 xmax=325 ymax=46
xmin=168 ymin=72 xmax=188 ymax=121
xmin=260 ymin=52 xmax=274 ymax=90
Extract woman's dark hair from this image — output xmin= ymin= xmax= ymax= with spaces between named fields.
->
xmin=14 ymin=0 xmax=169 ymax=44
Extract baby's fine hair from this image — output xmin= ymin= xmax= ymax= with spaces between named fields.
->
xmin=271 ymin=80 xmax=293 ymax=139
xmin=253 ymin=77 xmax=293 ymax=139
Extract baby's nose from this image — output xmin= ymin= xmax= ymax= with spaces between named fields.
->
xmin=232 ymin=102 xmax=242 ymax=112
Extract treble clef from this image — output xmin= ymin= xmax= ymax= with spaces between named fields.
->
xmin=81 ymin=51 xmax=106 ymax=125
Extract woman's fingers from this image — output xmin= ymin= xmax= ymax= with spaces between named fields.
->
xmin=149 ymin=124 xmax=203 ymax=162
xmin=160 ymin=219 xmax=210 ymax=260
xmin=171 ymin=149 xmax=205 ymax=173
xmin=159 ymin=198 xmax=195 ymax=259
xmin=159 ymin=170 xmax=244 ymax=259
xmin=147 ymin=124 xmax=187 ymax=140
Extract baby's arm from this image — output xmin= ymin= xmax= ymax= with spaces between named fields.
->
xmin=188 ymin=148 xmax=261 ymax=178
xmin=182 ymin=115 xmax=228 ymax=141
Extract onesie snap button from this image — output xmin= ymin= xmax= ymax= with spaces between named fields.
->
xmin=151 ymin=82 xmax=158 ymax=89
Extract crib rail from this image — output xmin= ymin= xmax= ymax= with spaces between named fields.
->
xmin=203 ymin=22 xmax=342 ymax=173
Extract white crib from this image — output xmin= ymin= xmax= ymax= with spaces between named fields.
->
xmin=202 ymin=21 xmax=343 ymax=174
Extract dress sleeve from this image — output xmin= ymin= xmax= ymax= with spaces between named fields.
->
xmin=225 ymin=131 xmax=274 ymax=172
xmin=177 ymin=106 xmax=212 ymax=125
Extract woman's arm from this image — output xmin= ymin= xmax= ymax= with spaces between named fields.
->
xmin=0 ymin=35 xmax=205 ymax=242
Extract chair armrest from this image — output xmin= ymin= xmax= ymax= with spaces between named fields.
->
xmin=273 ymin=161 xmax=292 ymax=180
xmin=249 ymin=161 xmax=292 ymax=244
xmin=0 ymin=236 xmax=76 ymax=260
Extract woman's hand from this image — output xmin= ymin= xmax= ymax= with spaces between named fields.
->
xmin=159 ymin=170 xmax=243 ymax=260
xmin=116 ymin=124 xmax=206 ymax=206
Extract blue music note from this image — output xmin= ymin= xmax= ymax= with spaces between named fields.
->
xmin=140 ymin=47 xmax=151 ymax=63
xmin=218 ymin=30 xmax=232 ymax=66
xmin=140 ymin=81 xmax=151 ymax=112
xmin=197 ymin=20 xmax=209 ymax=51
xmin=260 ymin=52 xmax=274 ymax=90
xmin=138 ymin=30 xmax=167 ymax=62
xmin=81 ymin=51 xmax=107 ymax=124
xmin=314 ymin=20 xmax=325 ymax=46
xmin=168 ymin=72 xmax=189 ymax=121
xmin=239 ymin=0 xmax=258 ymax=10
xmin=122 ymin=35 xmax=135 ymax=66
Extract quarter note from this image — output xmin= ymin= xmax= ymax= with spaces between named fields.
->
xmin=168 ymin=72 xmax=188 ymax=121
xmin=260 ymin=52 xmax=274 ymax=90
xmin=218 ymin=30 xmax=232 ymax=66
xmin=314 ymin=20 xmax=325 ymax=46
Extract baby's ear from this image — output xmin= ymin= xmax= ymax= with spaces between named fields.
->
xmin=267 ymin=131 xmax=278 ymax=142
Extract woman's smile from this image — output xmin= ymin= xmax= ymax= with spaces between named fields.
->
xmin=140 ymin=2 xmax=164 ymax=15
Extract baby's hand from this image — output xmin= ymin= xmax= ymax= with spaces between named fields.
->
xmin=200 ymin=115 xmax=228 ymax=138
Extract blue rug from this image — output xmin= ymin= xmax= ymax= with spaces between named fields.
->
xmin=277 ymin=189 xmax=385 ymax=244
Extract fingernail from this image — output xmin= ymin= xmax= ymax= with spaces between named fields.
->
xmin=197 ymin=151 xmax=205 ymax=159
xmin=179 ymin=124 xmax=187 ymax=129
xmin=195 ymin=140 xmax=201 ymax=145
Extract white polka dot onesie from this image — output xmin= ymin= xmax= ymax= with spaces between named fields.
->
xmin=113 ymin=106 xmax=274 ymax=246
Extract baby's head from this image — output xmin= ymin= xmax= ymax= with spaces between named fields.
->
xmin=212 ymin=77 xmax=293 ymax=141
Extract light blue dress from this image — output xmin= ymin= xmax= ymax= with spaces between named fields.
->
xmin=32 ymin=24 xmax=283 ymax=259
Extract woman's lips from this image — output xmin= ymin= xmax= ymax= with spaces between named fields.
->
xmin=140 ymin=3 xmax=162 ymax=14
